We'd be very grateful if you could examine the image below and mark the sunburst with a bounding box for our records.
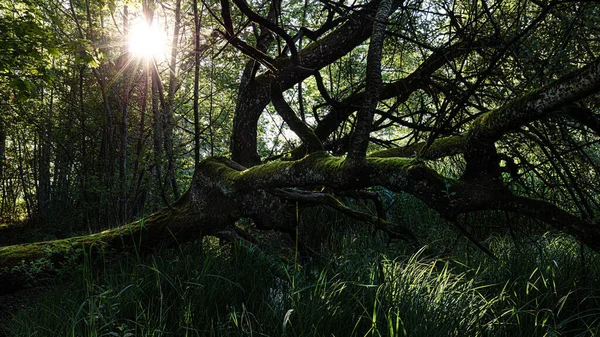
[128,20,167,59]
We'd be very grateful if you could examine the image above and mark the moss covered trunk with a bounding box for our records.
[0,195,206,294]
[2,151,600,294]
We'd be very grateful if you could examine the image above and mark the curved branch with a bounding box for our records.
[466,57,600,146]
[270,81,323,153]
[370,135,466,159]
[231,0,299,62]
[217,29,277,72]
[370,58,600,164]
[313,37,491,141]
[271,189,419,245]
[231,0,396,165]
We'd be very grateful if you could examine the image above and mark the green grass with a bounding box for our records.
[470,234,600,336]
[3,193,599,336]
[4,230,600,336]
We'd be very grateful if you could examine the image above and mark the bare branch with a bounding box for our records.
[347,0,394,170]
[270,81,324,153]
[231,0,299,63]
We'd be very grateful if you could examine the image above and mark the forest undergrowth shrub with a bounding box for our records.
[5,201,600,336]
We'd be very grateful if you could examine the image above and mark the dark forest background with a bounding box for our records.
[1,0,600,335]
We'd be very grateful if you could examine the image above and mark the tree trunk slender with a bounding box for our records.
[193,0,201,166]
[0,112,5,181]
[347,0,392,170]
[119,4,131,224]
[166,0,181,199]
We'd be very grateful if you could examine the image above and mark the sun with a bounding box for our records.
[128,20,167,59]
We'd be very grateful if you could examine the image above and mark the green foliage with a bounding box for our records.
[0,0,60,99]
[465,234,600,336]
[4,230,600,336]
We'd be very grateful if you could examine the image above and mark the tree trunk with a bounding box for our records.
[165,0,181,199]
[347,0,393,170]
[131,65,149,218]
[118,4,131,224]
[37,88,52,223]
[193,0,201,166]
[230,0,394,166]
[2,151,599,294]
[0,112,6,181]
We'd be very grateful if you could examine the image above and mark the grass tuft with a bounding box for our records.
[5,231,600,336]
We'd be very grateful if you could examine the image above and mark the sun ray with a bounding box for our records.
[128,20,167,59]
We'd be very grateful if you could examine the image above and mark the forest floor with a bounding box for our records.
[0,223,55,336]
[0,287,46,336]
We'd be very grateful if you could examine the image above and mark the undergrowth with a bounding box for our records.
[3,194,600,336]
[4,233,600,336]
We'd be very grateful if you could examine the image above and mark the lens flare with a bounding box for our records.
[128,21,167,59]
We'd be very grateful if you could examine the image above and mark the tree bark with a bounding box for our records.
[119,4,131,223]
[37,87,52,223]
[230,0,398,166]
[165,0,182,200]
[0,113,5,181]
[347,0,393,171]
[193,0,202,166]
[2,150,599,294]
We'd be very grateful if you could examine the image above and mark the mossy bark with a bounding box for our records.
[0,194,213,294]
[2,150,600,294]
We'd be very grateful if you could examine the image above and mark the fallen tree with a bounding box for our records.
[2,0,600,295]
[1,149,598,293]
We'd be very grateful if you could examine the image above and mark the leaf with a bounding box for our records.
[9,77,34,100]
[75,51,100,68]
[47,47,60,57]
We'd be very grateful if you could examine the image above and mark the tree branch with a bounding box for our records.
[347,0,393,170]
[270,81,323,153]
[231,0,299,63]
